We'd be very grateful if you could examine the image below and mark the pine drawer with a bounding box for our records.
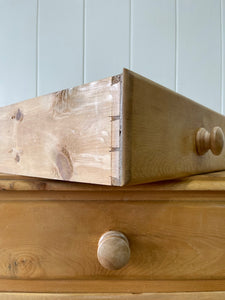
[0,172,224,293]
[1,69,225,186]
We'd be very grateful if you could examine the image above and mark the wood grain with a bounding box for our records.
[196,127,224,155]
[0,279,225,293]
[2,69,225,186]
[122,69,225,185]
[97,231,130,270]
[1,291,225,299]
[0,200,223,281]
[0,171,225,192]
[0,76,121,185]
[2,172,225,203]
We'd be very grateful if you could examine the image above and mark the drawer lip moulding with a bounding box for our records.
[0,68,225,186]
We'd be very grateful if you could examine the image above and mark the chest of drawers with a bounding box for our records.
[0,172,225,298]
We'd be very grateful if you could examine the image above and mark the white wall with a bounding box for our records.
[0,0,224,113]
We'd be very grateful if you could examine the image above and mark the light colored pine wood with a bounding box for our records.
[0,76,121,185]
[0,200,224,282]
[1,291,225,299]
[2,172,225,203]
[122,69,225,185]
[2,69,225,185]
[0,174,224,293]
[196,127,224,155]
[0,279,225,293]
[97,231,130,270]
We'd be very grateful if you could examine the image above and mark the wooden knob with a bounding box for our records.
[196,127,224,155]
[97,231,130,270]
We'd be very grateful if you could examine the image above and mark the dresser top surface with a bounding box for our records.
[0,171,225,192]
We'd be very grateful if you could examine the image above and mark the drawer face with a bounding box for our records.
[0,200,225,280]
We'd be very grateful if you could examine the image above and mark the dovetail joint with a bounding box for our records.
[111,75,121,85]
[111,115,120,121]
[110,147,120,152]
[111,176,120,186]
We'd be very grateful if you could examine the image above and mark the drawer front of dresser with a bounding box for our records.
[0,200,225,281]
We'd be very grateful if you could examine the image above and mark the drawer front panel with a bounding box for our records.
[0,200,225,280]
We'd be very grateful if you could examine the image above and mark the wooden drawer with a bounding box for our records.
[1,199,225,282]
[1,69,225,186]
[0,172,225,293]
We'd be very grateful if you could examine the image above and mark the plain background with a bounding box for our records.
[0,0,224,114]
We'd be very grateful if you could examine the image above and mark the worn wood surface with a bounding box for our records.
[0,76,121,185]
[2,69,225,186]
[1,172,225,203]
[0,200,224,281]
[97,231,130,270]
[122,69,225,185]
[1,291,225,299]
[0,171,225,192]
[0,173,224,293]
[196,127,224,155]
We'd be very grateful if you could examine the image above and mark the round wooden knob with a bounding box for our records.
[196,126,224,155]
[97,231,130,270]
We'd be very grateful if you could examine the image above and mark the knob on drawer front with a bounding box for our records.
[97,231,130,270]
[196,126,224,155]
